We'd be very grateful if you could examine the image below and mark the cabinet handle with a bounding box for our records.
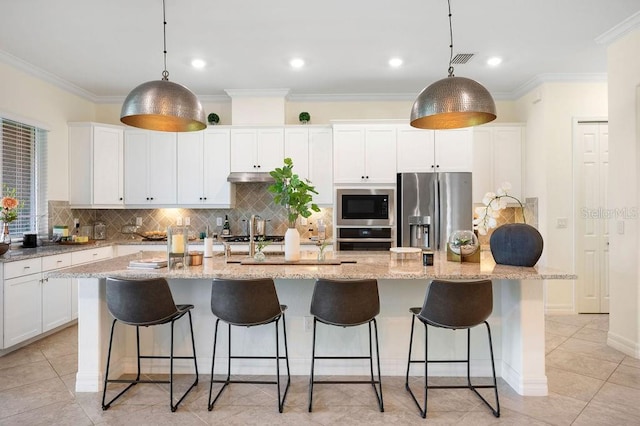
[257,165,261,168]
[431,165,435,168]
[203,197,207,200]
[119,197,123,201]
[199,197,203,200]
[57,260,62,263]
[436,165,440,168]
[361,176,365,179]
[150,197,154,200]
[366,176,369,179]
[24,266,30,269]
[146,197,150,201]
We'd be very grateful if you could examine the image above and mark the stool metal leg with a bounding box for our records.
[207,318,227,410]
[276,313,291,413]
[371,318,384,412]
[308,317,318,412]
[405,314,428,418]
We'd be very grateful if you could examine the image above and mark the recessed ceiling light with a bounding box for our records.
[487,57,502,67]
[389,58,403,68]
[290,58,305,69]
[191,59,206,69]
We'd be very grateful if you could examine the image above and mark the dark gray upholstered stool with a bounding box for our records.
[102,277,198,412]
[208,278,290,413]
[405,279,500,418]
[308,278,384,412]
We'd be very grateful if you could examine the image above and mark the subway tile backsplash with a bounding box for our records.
[48,183,333,241]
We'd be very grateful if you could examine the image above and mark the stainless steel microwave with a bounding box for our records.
[336,188,394,227]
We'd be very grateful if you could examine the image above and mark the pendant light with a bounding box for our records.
[120,0,206,132]
[410,0,496,130]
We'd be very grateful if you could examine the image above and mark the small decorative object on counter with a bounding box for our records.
[1,185,21,248]
[204,237,214,258]
[254,237,269,262]
[298,111,310,124]
[207,112,220,125]
[317,240,330,262]
[268,157,320,261]
[222,215,230,236]
[474,182,543,267]
[422,250,434,266]
[447,230,480,263]
[167,225,188,269]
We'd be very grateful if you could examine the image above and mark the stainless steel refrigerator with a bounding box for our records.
[397,172,473,250]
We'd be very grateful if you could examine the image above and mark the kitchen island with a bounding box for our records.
[48,250,575,397]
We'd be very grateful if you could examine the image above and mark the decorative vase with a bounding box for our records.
[254,250,266,262]
[489,223,544,267]
[1,223,10,246]
[284,227,301,261]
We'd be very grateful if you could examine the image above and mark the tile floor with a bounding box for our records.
[1,314,639,425]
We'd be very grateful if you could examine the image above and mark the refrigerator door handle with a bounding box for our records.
[434,176,441,250]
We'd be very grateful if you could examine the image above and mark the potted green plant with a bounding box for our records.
[268,157,320,261]
[207,113,220,125]
[298,111,310,124]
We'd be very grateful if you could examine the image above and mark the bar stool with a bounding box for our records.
[308,278,384,412]
[102,277,198,412]
[208,278,290,413]
[405,279,500,418]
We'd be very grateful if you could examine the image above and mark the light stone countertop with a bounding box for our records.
[46,250,576,281]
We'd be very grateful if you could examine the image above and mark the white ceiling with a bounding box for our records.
[1,0,639,102]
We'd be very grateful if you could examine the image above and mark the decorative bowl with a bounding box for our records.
[0,243,9,256]
[448,230,479,256]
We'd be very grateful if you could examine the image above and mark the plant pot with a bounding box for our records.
[489,223,544,267]
[284,228,301,261]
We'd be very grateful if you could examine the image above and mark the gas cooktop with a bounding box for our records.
[222,235,285,243]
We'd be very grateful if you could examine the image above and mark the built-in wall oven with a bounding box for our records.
[335,188,395,251]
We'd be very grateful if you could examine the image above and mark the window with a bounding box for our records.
[0,117,48,238]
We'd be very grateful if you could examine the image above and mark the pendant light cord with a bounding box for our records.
[161,0,169,80]
[447,0,455,78]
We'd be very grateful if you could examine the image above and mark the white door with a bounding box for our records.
[575,122,609,313]
[4,274,43,347]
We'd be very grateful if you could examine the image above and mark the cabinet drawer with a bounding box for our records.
[4,258,42,279]
[71,246,113,265]
[42,253,73,271]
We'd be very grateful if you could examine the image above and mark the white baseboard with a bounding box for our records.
[607,331,640,358]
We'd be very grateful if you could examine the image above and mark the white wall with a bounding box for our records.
[0,62,96,201]
[607,28,640,358]
[516,82,608,313]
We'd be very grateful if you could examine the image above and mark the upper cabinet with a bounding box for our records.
[68,122,124,208]
[230,127,284,173]
[333,124,397,184]
[177,128,235,207]
[397,126,473,173]
[472,124,524,203]
[284,126,333,206]
[124,129,177,206]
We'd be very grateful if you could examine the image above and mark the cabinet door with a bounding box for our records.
[230,129,258,172]
[364,126,397,183]
[309,128,333,205]
[493,127,523,201]
[396,126,435,172]
[177,131,205,204]
[203,128,234,206]
[42,277,72,332]
[4,273,42,347]
[71,279,78,320]
[257,128,285,171]
[93,126,124,206]
[472,128,493,203]
[434,128,473,172]
[333,127,365,183]
[124,130,150,204]
[147,131,177,204]
[284,128,310,180]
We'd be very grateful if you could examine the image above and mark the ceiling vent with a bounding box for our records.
[451,53,474,64]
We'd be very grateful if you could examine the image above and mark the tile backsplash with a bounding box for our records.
[49,183,333,241]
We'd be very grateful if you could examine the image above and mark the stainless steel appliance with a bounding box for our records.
[397,172,472,251]
[336,227,393,251]
[336,188,394,226]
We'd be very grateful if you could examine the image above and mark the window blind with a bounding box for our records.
[0,118,48,237]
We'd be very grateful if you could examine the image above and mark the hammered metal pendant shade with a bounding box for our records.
[410,76,496,130]
[120,79,207,132]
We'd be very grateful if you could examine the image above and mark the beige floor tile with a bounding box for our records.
[546,349,619,381]
[555,337,626,363]
[607,364,640,390]
[47,352,78,377]
[590,382,640,416]
[545,333,568,354]
[546,366,604,402]
[0,359,58,392]
[0,377,74,419]
[456,407,551,425]
[545,320,581,337]
[622,356,640,370]
[572,327,608,344]
[0,400,92,426]
[92,403,207,425]
[0,346,46,371]
[572,399,640,426]
[496,386,586,426]
[546,314,602,327]
[584,315,609,331]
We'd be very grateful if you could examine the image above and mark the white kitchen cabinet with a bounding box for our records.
[472,125,524,203]
[124,129,177,206]
[396,127,472,173]
[3,257,42,348]
[333,125,397,184]
[70,246,113,320]
[284,126,333,206]
[68,122,124,208]
[230,127,284,173]
[177,128,235,207]
[41,254,72,332]
[396,125,435,172]
[433,128,473,172]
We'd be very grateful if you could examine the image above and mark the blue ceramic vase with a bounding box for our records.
[489,223,543,267]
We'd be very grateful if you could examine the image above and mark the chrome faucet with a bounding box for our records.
[249,214,256,257]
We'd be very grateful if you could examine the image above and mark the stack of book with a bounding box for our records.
[128,258,168,269]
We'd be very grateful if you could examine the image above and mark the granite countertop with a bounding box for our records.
[46,250,576,281]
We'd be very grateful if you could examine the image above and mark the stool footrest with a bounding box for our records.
[212,379,278,385]
[107,379,170,384]
[312,380,381,385]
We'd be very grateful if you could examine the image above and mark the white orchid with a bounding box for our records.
[474,182,525,235]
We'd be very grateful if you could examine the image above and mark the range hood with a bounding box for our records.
[227,172,275,183]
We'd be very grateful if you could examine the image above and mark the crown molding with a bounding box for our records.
[596,11,640,45]
[0,50,98,102]
[224,88,290,98]
[512,73,607,100]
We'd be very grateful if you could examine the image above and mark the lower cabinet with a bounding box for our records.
[42,254,73,332]
[4,272,43,348]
